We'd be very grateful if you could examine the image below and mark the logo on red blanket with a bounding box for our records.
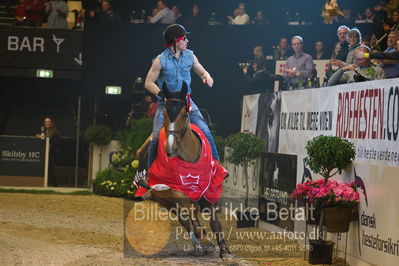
[180,173,200,185]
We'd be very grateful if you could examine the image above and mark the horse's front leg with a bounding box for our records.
[174,194,210,253]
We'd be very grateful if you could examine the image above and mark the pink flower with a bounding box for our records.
[291,178,360,208]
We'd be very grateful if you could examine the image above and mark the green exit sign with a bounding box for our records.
[36,69,53,78]
[105,86,122,95]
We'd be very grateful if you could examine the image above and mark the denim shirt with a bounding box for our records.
[157,48,194,94]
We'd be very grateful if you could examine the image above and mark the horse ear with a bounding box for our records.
[162,82,171,99]
[180,82,188,99]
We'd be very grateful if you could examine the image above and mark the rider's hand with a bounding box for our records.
[203,75,214,87]
[157,90,165,100]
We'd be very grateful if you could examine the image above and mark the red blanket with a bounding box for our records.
[135,124,228,203]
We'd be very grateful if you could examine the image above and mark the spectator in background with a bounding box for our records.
[373,1,388,23]
[73,9,85,29]
[145,94,158,120]
[330,42,342,61]
[252,45,266,66]
[374,18,397,50]
[36,117,60,187]
[340,9,355,25]
[242,61,282,93]
[328,46,385,86]
[313,41,327,59]
[94,0,122,24]
[25,0,44,27]
[332,25,350,61]
[364,8,377,23]
[185,4,205,26]
[391,9,399,30]
[146,7,159,22]
[242,60,273,94]
[377,0,399,19]
[325,42,343,81]
[379,31,399,77]
[362,34,372,47]
[283,36,314,89]
[252,10,269,25]
[227,8,240,24]
[227,7,250,25]
[13,0,26,26]
[172,5,183,24]
[208,11,221,25]
[273,37,291,60]
[345,28,362,64]
[332,28,362,68]
[45,0,68,29]
[149,0,175,24]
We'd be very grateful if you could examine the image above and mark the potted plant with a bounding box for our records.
[301,135,356,264]
[304,135,355,183]
[226,132,264,227]
[84,125,112,171]
[291,179,324,225]
[318,180,359,232]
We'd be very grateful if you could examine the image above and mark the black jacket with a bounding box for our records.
[370,50,399,60]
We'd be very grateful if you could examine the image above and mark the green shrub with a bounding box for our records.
[84,125,113,146]
[112,118,152,169]
[93,168,137,199]
[225,132,264,168]
[225,132,264,208]
[304,135,356,180]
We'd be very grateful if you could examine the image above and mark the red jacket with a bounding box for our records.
[15,4,27,18]
[26,0,45,21]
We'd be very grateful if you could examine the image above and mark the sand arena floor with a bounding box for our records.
[0,193,347,266]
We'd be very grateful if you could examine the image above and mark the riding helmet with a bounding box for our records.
[163,24,190,45]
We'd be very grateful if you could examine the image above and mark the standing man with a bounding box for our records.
[44,0,68,29]
[149,0,175,24]
[333,25,350,61]
[283,36,314,89]
[145,24,218,168]
[380,31,399,78]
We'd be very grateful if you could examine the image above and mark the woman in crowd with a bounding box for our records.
[37,117,60,187]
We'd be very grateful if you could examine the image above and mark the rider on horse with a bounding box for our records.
[144,24,219,169]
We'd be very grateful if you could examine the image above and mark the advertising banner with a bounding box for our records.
[258,152,297,232]
[0,136,45,177]
[241,93,260,134]
[279,78,399,167]
[278,79,399,265]
[0,27,82,69]
[241,92,282,153]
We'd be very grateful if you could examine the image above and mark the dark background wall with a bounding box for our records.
[83,22,380,137]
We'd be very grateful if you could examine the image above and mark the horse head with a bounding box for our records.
[162,82,190,157]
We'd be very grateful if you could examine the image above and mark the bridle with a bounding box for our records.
[165,98,190,144]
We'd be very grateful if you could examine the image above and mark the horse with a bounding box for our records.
[135,82,230,259]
